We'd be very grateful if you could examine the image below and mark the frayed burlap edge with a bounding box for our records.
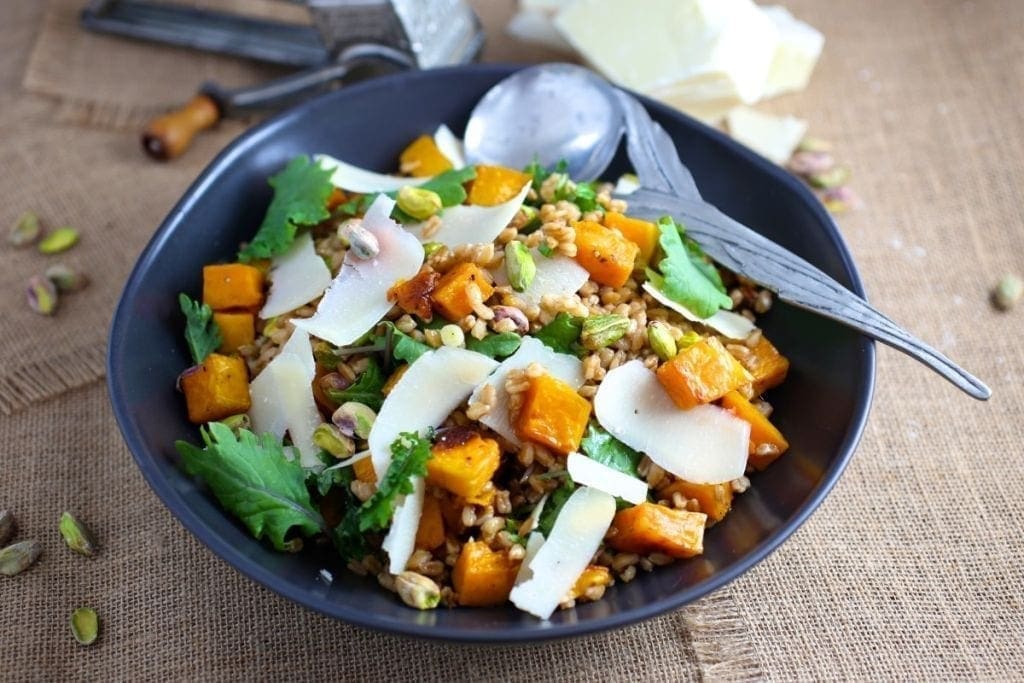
[683,587,764,682]
[0,343,106,415]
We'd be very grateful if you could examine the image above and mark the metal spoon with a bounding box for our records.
[463,63,990,400]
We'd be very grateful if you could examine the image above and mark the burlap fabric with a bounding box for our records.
[2,0,1022,679]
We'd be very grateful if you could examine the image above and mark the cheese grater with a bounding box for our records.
[80,0,485,158]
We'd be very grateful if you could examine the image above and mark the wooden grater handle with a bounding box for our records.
[141,95,221,160]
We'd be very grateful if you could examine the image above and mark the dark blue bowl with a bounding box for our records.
[107,64,874,642]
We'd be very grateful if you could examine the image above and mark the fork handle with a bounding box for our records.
[625,190,991,400]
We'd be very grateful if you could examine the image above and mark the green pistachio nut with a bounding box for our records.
[647,321,678,361]
[9,210,41,247]
[38,227,79,254]
[422,241,444,258]
[45,264,90,293]
[994,274,1024,311]
[797,136,833,153]
[0,510,13,546]
[70,607,99,646]
[27,275,58,315]
[395,571,441,610]
[677,331,703,349]
[808,166,850,189]
[505,241,537,292]
[59,512,99,557]
[0,539,41,577]
[313,423,356,459]
[397,186,443,221]
[581,314,630,350]
[331,402,377,440]
[338,219,380,260]
[219,413,251,434]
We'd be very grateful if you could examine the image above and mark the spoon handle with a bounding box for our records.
[625,189,991,400]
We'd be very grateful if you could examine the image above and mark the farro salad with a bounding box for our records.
[174,125,790,619]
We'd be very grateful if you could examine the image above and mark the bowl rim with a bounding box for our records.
[107,63,875,643]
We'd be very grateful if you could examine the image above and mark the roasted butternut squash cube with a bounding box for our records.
[657,480,733,523]
[415,494,446,550]
[426,428,501,499]
[202,263,264,311]
[608,502,707,558]
[399,134,453,177]
[720,391,789,470]
[180,353,251,424]
[602,211,659,267]
[213,311,255,354]
[452,541,518,607]
[388,267,440,321]
[656,337,753,409]
[739,336,790,395]
[568,565,613,601]
[325,187,347,212]
[514,374,591,455]
[352,456,377,484]
[430,262,494,321]
[573,220,640,288]
[467,165,531,206]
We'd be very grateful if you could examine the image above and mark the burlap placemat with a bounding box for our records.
[2,0,1023,679]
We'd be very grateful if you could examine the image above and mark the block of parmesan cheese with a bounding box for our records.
[726,106,808,164]
[761,6,825,98]
[554,0,779,118]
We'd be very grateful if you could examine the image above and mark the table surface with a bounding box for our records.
[1,1,1022,680]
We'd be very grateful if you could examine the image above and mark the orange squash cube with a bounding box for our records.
[399,134,453,177]
[720,390,789,470]
[656,337,753,410]
[352,457,377,484]
[657,480,733,523]
[415,494,446,551]
[602,211,660,267]
[514,374,591,455]
[739,336,790,395]
[430,262,494,321]
[180,353,251,424]
[213,311,255,354]
[202,263,264,311]
[573,220,640,288]
[387,267,440,321]
[608,503,707,558]
[568,565,613,601]
[467,165,531,206]
[426,428,501,499]
[325,187,347,212]
[452,541,518,606]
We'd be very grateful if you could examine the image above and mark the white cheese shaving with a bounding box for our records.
[292,195,423,346]
[260,231,332,319]
[469,337,583,445]
[642,281,756,340]
[247,329,322,469]
[521,492,549,536]
[491,251,590,308]
[406,182,530,248]
[381,475,425,574]
[368,347,499,479]
[725,106,808,165]
[513,532,547,585]
[566,452,648,504]
[510,487,616,619]
[594,360,749,484]
[433,124,466,169]
[314,153,424,193]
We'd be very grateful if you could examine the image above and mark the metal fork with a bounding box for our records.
[614,92,990,400]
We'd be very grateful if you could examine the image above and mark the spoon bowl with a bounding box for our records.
[463,63,623,180]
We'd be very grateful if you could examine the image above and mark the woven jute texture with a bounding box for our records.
[3,0,1024,680]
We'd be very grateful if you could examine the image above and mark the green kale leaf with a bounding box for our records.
[534,312,583,355]
[375,322,432,365]
[175,423,325,551]
[178,293,222,365]
[536,477,576,538]
[239,155,335,262]
[333,431,433,560]
[466,332,523,359]
[580,423,642,479]
[645,217,733,318]
[326,358,386,410]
